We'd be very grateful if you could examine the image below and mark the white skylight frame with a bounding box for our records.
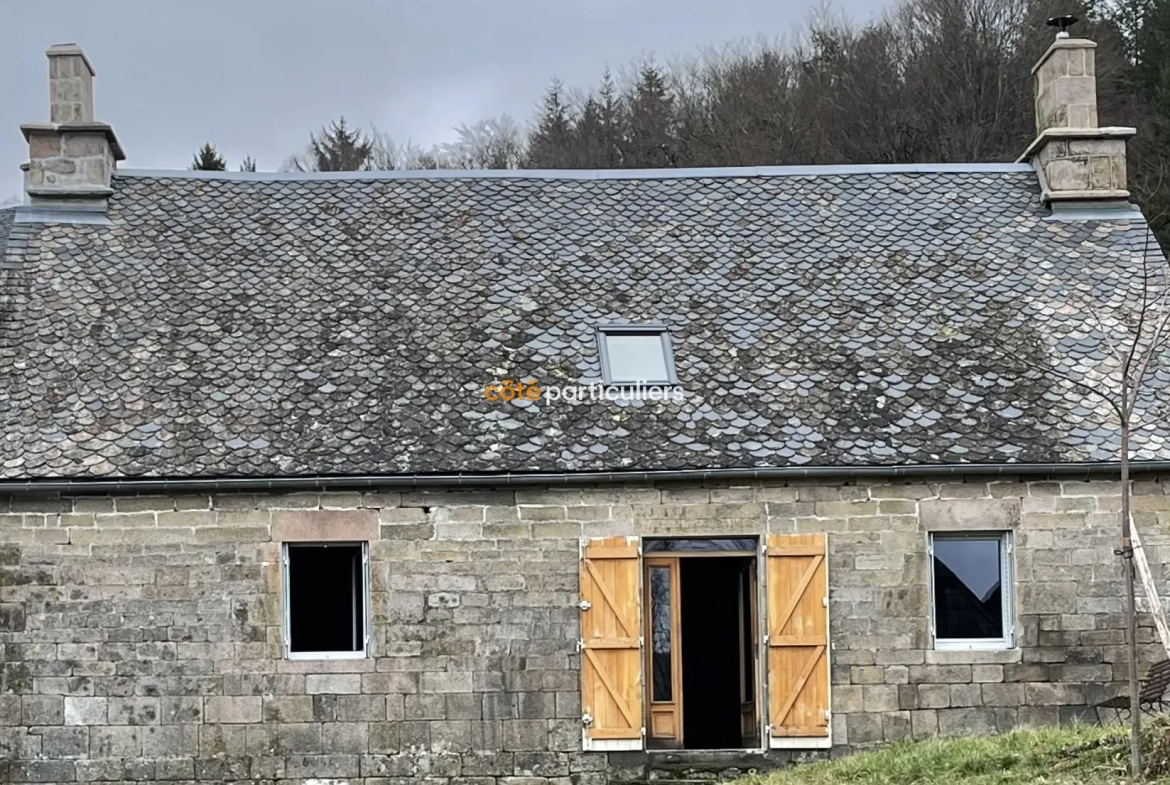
[596,324,679,386]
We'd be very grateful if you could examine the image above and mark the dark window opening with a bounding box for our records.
[286,543,367,655]
[931,534,1009,645]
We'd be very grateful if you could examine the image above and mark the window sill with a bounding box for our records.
[287,651,368,661]
[925,647,1021,665]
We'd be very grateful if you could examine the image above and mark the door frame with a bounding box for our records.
[641,543,765,751]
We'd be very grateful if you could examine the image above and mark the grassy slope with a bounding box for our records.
[741,725,1170,785]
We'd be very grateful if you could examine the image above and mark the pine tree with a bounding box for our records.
[624,64,676,167]
[190,143,226,171]
[1133,0,1170,242]
[571,69,625,167]
[239,156,258,172]
[303,117,375,172]
[525,80,576,167]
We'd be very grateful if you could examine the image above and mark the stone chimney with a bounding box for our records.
[1018,37,1136,205]
[20,44,125,207]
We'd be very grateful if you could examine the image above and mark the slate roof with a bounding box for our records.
[0,165,1167,480]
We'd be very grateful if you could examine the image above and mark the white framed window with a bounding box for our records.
[597,325,678,385]
[929,532,1014,650]
[282,541,370,659]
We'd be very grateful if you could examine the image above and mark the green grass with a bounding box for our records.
[739,724,1170,785]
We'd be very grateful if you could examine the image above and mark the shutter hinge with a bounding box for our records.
[581,713,594,727]
[641,726,647,737]
[764,724,772,736]
[823,596,828,607]
[762,633,769,644]
[578,600,592,611]
[823,709,831,722]
[576,639,584,653]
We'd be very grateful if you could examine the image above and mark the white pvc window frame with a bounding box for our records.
[282,541,370,660]
[928,532,1014,651]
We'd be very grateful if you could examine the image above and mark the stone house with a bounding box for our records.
[0,34,1168,785]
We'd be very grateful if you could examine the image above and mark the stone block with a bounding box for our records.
[949,684,983,708]
[141,724,199,757]
[422,670,474,693]
[271,508,377,541]
[503,719,549,751]
[937,707,999,737]
[909,665,972,684]
[245,722,323,755]
[285,754,362,779]
[981,683,1025,706]
[846,712,884,744]
[920,498,1019,530]
[204,695,262,724]
[1024,682,1085,706]
[90,725,141,757]
[22,695,63,725]
[262,695,313,723]
[38,726,88,758]
[883,710,913,741]
[64,696,107,725]
[833,685,864,713]
[337,694,388,721]
[515,751,571,776]
[155,757,196,780]
[369,721,401,753]
[464,751,516,776]
[306,673,362,694]
[971,665,1004,683]
[406,693,446,720]
[323,721,370,754]
[917,684,951,709]
[863,685,899,712]
[107,696,159,725]
[910,709,939,739]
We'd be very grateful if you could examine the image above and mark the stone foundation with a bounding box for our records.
[0,475,1166,783]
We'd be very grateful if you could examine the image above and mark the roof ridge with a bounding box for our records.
[114,162,1036,183]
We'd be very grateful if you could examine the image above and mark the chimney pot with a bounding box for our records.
[46,43,96,124]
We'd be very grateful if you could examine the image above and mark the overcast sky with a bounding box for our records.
[2,0,885,199]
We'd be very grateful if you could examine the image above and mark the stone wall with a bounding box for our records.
[0,476,1167,783]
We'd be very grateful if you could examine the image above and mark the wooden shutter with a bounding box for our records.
[766,533,830,742]
[580,536,643,748]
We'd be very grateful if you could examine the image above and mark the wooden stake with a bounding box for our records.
[1131,523,1170,660]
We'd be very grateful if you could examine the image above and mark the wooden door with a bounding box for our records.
[580,537,644,748]
[738,558,760,747]
[644,557,683,748]
[766,534,830,743]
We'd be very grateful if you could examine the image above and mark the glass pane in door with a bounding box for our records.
[650,566,673,702]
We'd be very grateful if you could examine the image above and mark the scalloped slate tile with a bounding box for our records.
[0,170,1166,480]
